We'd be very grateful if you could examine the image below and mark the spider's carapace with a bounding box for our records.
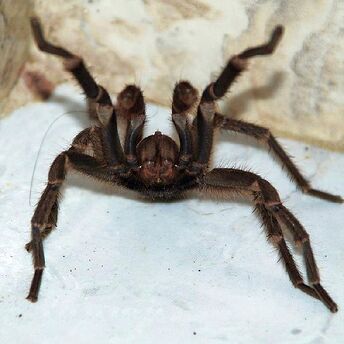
[136,132,179,186]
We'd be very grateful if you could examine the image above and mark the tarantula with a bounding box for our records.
[27,17,342,312]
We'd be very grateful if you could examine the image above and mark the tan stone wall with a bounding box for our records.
[1,0,343,150]
[0,0,34,114]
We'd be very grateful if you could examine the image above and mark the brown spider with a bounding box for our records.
[27,17,342,312]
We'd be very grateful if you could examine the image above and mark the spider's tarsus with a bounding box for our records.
[30,16,73,59]
[268,25,284,52]
[272,25,284,41]
[239,24,284,59]
[26,294,38,303]
[30,16,40,28]
[313,284,338,313]
[307,189,343,204]
[30,17,44,43]
[330,304,338,313]
[26,269,43,303]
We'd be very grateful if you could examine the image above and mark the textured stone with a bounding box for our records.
[0,0,34,114]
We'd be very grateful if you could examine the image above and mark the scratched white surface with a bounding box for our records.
[0,85,343,344]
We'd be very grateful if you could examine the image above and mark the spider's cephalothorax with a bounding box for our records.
[27,18,343,312]
[136,132,179,186]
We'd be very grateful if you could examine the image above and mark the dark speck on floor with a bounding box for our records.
[291,328,302,335]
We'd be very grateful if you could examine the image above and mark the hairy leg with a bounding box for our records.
[31,17,98,100]
[201,26,283,102]
[255,203,320,301]
[201,168,337,312]
[188,27,283,171]
[215,115,343,203]
[26,126,107,253]
[26,149,119,302]
[30,17,114,122]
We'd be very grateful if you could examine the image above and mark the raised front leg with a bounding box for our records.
[31,17,98,98]
[215,114,343,203]
[201,26,284,102]
[187,26,283,172]
[200,168,338,312]
[30,17,113,121]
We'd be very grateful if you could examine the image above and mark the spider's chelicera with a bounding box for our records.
[27,17,343,312]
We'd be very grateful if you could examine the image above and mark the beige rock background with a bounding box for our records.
[0,0,343,150]
[0,0,34,114]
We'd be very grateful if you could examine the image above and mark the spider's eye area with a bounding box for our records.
[140,159,176,185]
[160,159,174,177]
[116,84,145,119]
[140,160,157,179]
[172,81,199,114]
